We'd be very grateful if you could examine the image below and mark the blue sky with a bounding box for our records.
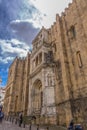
[0,0,72,87]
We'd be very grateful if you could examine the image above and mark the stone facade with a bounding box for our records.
[53,0,87,127]
[28,27,57,124]
[4,53,30,116]
[4,0,87,128]
[0,87,6,106]
[49,0,87,127]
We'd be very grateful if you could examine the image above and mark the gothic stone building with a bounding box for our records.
[4,53,30,116]
[28,0,87,126]
[4,0,87,128]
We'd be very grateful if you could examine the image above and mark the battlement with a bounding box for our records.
[60,0,74,17]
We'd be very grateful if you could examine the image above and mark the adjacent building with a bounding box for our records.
[4,53,30,116]
[0,87,6,106]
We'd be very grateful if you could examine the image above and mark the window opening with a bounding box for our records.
[77,51,83,68]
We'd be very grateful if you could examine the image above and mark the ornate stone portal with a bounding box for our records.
[28,27,57,124]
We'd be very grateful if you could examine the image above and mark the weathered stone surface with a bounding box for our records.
[4,0,87,129]
[4,54,30,116]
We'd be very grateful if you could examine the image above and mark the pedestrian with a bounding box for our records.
[68,119,74,130]
[19,112,23,127]
[0,107,4,124]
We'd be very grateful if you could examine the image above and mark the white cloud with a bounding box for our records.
[0,39,30,63]
[10,39,23,45]
[0,57,14,64]
[1,39,30,52]
[30,0,72,28]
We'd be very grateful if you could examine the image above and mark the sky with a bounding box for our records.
[0,0,72,87]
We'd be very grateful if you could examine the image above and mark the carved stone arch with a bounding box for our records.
[31,79,43,114]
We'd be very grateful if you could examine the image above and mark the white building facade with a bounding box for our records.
[0,87,5,106]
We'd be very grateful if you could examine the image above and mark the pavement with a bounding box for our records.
[0,120,67,130]
[0,120,28,130]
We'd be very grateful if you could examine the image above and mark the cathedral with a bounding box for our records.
[4,0,87,128]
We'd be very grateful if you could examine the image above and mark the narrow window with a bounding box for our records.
[33,59,35,68]
[77,51,83,68]
[69,25,76,39]
[41,91,43,107]
[41,34,42,38]
[36,56,38,66]
[39,52,42,64]
[53,44,57,53]
[44,53,48,63]
[10,70,12,76]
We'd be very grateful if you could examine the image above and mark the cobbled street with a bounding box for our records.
[0,120,67,130]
